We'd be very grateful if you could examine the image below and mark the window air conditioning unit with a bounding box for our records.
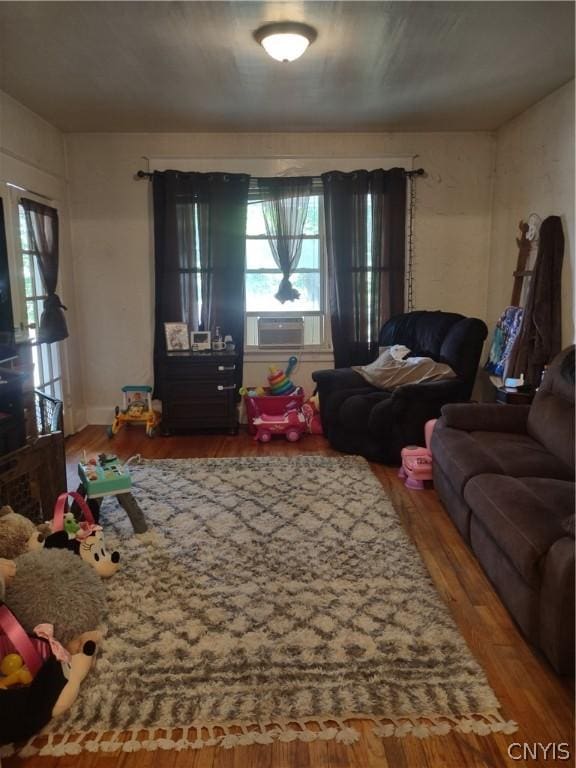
[257,317,304,348]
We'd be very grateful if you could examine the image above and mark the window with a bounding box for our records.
[17,202,63,400]
[245,194,326,347]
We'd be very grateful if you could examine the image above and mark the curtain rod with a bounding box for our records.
[135,168,425,180]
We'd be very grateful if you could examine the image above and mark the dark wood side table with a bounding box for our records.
[158,351,239,434]
[495,387,535,406]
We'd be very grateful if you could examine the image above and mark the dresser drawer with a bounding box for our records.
[159,352,239,434]
[162,358,237,382]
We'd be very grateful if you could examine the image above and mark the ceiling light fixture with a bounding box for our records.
[254,22,317,63]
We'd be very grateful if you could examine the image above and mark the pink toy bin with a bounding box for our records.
[243,387,305,435]
[398,419,437,490]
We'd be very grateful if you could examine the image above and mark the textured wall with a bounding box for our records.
[65,131,495,422]
[488,81,575,346]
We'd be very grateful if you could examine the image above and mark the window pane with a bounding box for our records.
[246,202,266,236]
[247,197,320,237]
[303,197,319,235]
[25,300,36,333]
[247,237,318,270]
[42,342,52,386]
[18,208,30,251]
[33,257,44,297]
[22,254,33,300]
[246,272,320,312]
[298,239,319,269]
[246,239,276,269]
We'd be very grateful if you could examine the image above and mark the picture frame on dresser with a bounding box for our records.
[191,330,211,351]
[164,322,190,352]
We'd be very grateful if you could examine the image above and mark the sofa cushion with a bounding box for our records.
[432,421,574,497]
[464,475,575,587]
[527,346,574,472]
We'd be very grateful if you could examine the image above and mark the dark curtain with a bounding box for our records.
[20,198,68,343]
[152,171,249,397]
[507,215,564,387]
[322,168,406,368]
[257,177,313,303]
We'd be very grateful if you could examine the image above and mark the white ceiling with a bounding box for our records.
[0,1,573,133]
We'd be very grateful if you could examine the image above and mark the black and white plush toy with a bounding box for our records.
[44,528,121,579]
[43,491,121,579]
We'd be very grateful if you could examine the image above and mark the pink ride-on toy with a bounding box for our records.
[398,419,437,490]
[253,409,306,443]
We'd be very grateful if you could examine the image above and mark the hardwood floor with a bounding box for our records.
[5,425,574,768]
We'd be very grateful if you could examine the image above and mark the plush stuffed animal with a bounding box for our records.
[0,506,51,561]
[0,639,98,745]
[302,394,323,434]
[44,527,120,578]
[1,549,104,746]
[4,548,105,653]
[0,558,16,601]
[43,491,121,579]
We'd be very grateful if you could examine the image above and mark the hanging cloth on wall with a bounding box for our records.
[506,215,564,387]
[257,177,312,303]
[484,305,525,378]
[20,199,68,344]
[321,168,407,368]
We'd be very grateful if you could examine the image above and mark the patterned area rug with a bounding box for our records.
[8,456,516,756]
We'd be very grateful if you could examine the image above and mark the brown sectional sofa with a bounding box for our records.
[431,346,575,674]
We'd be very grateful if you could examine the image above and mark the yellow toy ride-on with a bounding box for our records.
[108,385,160,438]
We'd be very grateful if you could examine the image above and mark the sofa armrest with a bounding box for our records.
[441,403,530,433]
[539,536,575,674]
[312,368,369,393]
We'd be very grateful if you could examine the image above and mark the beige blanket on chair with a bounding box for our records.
[353,349,456,390]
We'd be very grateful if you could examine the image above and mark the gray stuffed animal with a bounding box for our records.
[5,548,105,652]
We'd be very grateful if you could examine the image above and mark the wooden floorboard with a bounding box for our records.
[4,425,574,768]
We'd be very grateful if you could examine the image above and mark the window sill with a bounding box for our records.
[244,347,334,363]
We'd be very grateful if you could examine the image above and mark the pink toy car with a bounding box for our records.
[252,409,306,443]
[398,419,437,490]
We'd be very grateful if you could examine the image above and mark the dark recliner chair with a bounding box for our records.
[312,310,488,464]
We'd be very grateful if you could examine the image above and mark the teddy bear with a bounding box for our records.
[0,505,51,561]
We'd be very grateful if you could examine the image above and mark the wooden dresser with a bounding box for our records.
[158,351,239,434]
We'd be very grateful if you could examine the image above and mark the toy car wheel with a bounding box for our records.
[258,430,272,443]
[286,429,301,442]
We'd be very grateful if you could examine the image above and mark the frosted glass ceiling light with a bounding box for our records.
[254,22,317,63]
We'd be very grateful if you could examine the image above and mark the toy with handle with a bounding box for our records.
[52,491,96,532]
[0,604,45,679]
[0,603,98,746]
[44,491,121,578]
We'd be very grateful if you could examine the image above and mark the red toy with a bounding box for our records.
[398,419,437,490]
[302,394,323,434]
[252,408,306,443]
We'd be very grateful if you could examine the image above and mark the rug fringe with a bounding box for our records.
[372,712,518,739]
[8,711,517,755]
